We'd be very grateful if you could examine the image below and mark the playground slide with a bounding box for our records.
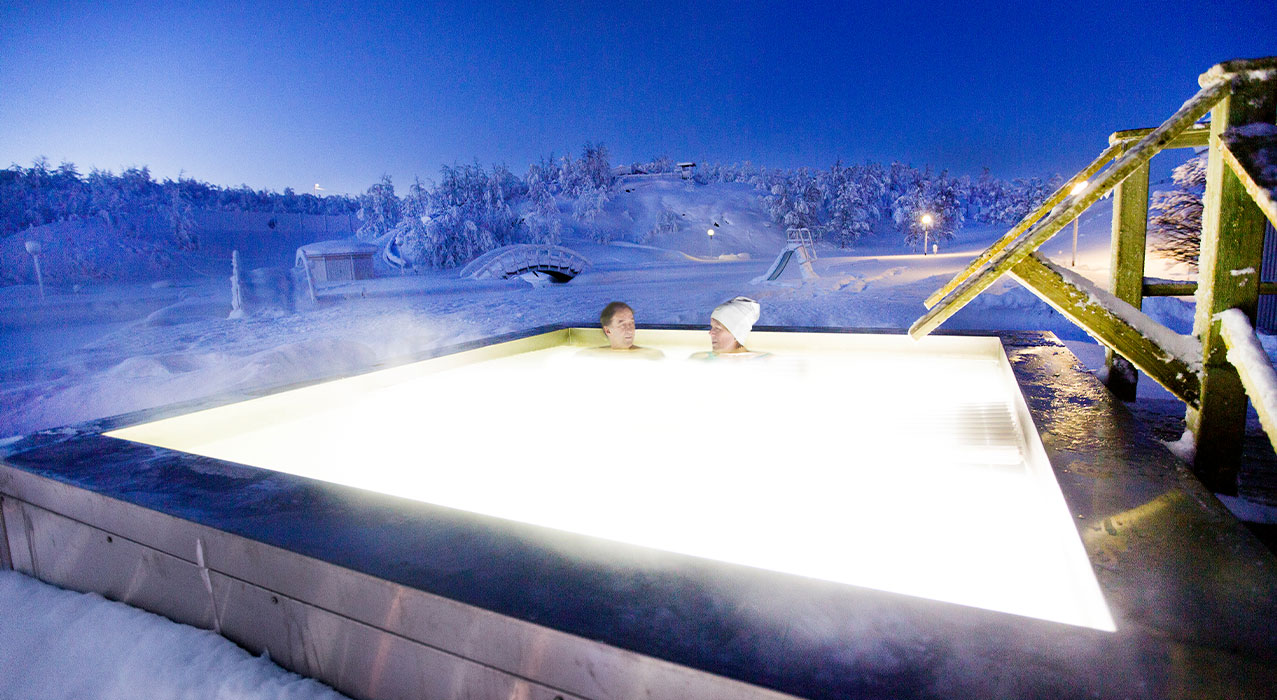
[766,248,796,281]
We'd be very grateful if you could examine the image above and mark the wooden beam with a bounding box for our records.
[1105,161,1150,400]
[1144,281,1198,296]
[910,79,1230,340]
[1219,133,1277,231]
[1144,280,1277,297]
[1008,253,1201,408]
[923,142,1125,310]
[1186,70,1276,495]
[1109,124,1211,150]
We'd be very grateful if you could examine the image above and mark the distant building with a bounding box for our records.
[677,162,697,179]
[295,239,378,283]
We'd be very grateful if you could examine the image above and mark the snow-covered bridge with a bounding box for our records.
[458,244,590,283]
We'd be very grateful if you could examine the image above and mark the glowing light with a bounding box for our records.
[707,229,714,237]
[108,332,1114,631]
[920,214,933,226]
[1071,181,1088,196]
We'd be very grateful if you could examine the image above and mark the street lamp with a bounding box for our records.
[920,214,933,255]
[707,228,715,257]
[25,240,44,301]
[1070,181,1088,266]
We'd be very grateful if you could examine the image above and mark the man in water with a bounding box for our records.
[690,296,771,360]
[578,301,665,359]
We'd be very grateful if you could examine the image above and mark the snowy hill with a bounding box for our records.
[594,174,781,257]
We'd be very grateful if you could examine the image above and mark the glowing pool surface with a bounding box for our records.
[108,329,1115,631]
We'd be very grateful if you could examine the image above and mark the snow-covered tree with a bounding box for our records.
[626,156,675,175]
[356,175,401,241]
[574,181,611,242]
[892,173,965,247]
[1149,153,1207,268]
[393,163,526,268]
[824,162,885,246]
[524,176,562,245]
[646,209,681,242]
[390,177,433,268]
[167,181,198,250]
[764,169,823,234]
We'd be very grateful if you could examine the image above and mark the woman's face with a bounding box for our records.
[709,318,740,352]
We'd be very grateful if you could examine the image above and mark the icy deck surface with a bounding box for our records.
[109,337,1113,631]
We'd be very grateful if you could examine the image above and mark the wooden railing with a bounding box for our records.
[909,57,1277,494]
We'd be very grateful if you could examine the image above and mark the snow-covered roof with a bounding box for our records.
[296,239,379,257]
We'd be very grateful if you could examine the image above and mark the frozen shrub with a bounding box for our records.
[1149,153,1207,268]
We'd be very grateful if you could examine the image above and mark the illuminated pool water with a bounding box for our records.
[107,328,1114,631]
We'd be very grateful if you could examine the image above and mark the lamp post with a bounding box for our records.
[707,228,715,258]
[1070,181,1088,267]
[920,214,933,255]
[25,240,44,301]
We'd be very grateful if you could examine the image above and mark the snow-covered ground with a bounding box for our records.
[0,571,349,700]
[1,173,1271,697]
[2,180,1181,440]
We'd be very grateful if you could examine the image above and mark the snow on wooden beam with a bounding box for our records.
[1219,127,1277,231]
[1198,57,1277,89]
[910,79,1230,340]
[923,141,1126,310]
[1009,253,1202,408]
[1218,308,1277,456]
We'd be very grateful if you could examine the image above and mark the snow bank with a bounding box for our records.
[0,570,348,699]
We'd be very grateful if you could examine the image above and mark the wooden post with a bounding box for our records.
[229,250,245,319]
[1104,160,1150,400]
[1187,66,1276,494]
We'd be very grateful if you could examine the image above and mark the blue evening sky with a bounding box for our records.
[2,0,1274,194]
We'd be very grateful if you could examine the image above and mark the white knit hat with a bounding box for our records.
[711,296,761,346]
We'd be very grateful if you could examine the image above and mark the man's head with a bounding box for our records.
[600,301,636,349]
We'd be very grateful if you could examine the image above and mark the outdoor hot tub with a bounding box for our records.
[2,326,1275,699]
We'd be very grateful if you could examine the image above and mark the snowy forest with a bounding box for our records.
[2,145,1093,283]
[354,145,1069,269]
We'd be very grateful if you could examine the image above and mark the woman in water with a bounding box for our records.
[690,296,771,360]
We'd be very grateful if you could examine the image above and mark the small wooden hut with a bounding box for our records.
[295,240,378,283]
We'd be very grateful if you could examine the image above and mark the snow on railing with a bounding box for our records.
[1219,308,1277,454]
[457,244,590,280]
